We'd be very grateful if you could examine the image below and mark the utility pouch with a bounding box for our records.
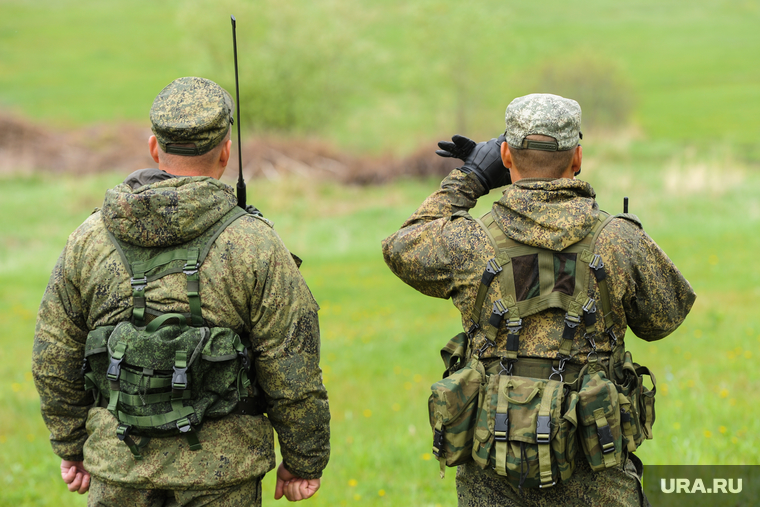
[472,372,499,468]
[636,365,657,440]
[428,357,485,472]
[487,376,570,489]
[577,366,623,471]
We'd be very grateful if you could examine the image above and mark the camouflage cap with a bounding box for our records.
[504,93,582,152]
[150,77,234,156]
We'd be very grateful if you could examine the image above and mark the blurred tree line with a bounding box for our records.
[182,0,634,154]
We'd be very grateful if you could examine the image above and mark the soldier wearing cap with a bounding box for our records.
[382,93,694,506]
[32,77,330,505]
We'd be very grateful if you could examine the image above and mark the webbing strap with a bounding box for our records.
[116,424,149,460]
[494,374,511,476]
[184,247,203,326]
[120,370,172,389]
[470,258,502,327]
[593,407,617,468]
[117,389,193,407]
[117,405,195,428]
[537,380,560,488]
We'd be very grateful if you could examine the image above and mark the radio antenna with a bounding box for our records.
[231,15,246,209]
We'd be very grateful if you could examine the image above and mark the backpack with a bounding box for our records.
[82,207,264,459]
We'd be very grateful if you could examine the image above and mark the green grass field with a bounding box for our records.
[1,139,759,505]
[1,0,759,505]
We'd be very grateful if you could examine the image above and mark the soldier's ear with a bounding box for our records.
[148,136,160,163]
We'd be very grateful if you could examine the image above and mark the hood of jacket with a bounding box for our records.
[102,169,238,248]
[491,178,600,251]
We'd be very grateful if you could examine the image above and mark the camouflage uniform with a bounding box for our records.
[32,78,330,504]
[382,96,695,506]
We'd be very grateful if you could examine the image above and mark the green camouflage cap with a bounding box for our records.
[504,93,582,152]
[150,77,234,156]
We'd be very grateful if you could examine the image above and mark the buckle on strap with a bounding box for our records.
[172,366,188,390]
[106,356,123,382]
[549,356,568,382]
[432,428,444,457]
[536,415,551,444]
[582,298,597,314]
[238,347,251,372]
[607,327,618,348]
[498,358,515,376]
[506,318,523,334]
[477,339,494,357]
[589,254,604,270]
[467,320,480,338]
[177,417,192,433]
[130,276,147,290]
[489,299,509,327]
[564,313,582,329]
[481,258,503,285]
[494,412,509,442]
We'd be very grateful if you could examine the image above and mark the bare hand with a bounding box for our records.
[61,459,90,494]
[274,462,321,501]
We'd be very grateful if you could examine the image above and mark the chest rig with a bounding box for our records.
[465,209,618,378]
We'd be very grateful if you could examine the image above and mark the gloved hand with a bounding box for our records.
[436,134,477,160]
[456,135,511,190]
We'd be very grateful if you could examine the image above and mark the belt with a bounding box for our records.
[483,356,608,386]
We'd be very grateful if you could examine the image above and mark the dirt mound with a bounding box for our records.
[0,112,458,184]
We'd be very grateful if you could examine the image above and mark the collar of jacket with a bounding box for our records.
[491,178,600,251]
[102,171,238,248]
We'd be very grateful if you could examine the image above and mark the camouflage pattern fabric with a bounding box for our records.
[150,77,234,156]
[382,170,696,363]
[88,474,261,507]
[504,94,582,151]
[456,455,646,507]
[32,170,330,488]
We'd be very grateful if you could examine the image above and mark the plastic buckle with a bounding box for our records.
[106,356,123,382]
[494,413,509,442]
[432,428,444,457]
[177,418,192,434]
[536,415,551,444]
[116,424,132,441]
[172,366,188,390]
[80,358,90,377]
[238,347,251,372]
[598,425,616,454]
[589,254,604,270]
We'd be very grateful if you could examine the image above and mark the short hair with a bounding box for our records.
[158,131,230,173]
[509,135,576,178]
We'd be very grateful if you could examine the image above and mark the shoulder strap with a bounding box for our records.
[106,207,249,327]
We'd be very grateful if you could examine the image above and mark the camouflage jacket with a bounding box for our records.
[382,170,696,362]
[32,169,330,488]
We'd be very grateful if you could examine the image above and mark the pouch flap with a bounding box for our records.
[201,328,244,362]
[430,365,482,424]
[85,326,115,357]
[577,371,617,426]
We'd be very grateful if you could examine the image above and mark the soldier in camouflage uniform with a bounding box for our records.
[32,77,330,506]
[382,93,695,506]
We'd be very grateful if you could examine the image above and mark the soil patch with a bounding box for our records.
[0,112,458,184]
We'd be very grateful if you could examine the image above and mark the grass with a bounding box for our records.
[2,139,758,506]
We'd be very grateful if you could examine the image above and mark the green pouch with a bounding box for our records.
[84,318,249,437]
[487,376,567,489]
[577,367,623,471]
[555,390,579,481]
[635,365,657,440]
[472,372,498,468]
[428,357,484,469]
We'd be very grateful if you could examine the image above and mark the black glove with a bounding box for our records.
[436,134,477,161]
[459,135,511,190]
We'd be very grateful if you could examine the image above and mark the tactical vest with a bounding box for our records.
[82,207,264,459]
[429,209,656,488]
